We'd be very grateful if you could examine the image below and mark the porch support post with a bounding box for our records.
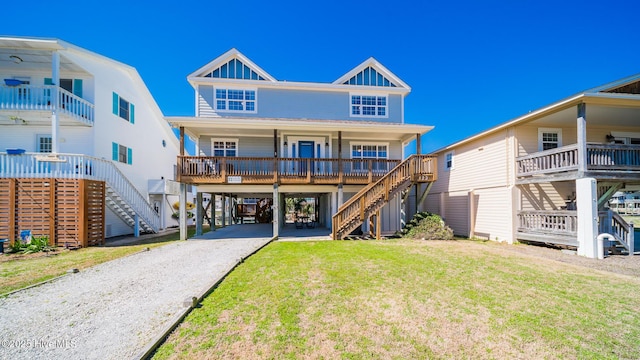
[416,133,421,155]
[134,214,140,238]
[161,193,166,230]
[273,184,279,238]
[179,183,187,241]
[576,177,598,258]
[338,131,343,183]
[51,51,60,154]
[179,126,185,156]
[273,129,278,157]
[221,193,226,227]
[469,189,476,239]
[196,192,203,236]
[577,104,587,174]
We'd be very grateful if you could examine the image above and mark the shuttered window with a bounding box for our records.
[112,142,132,165]
[112,92,135,124]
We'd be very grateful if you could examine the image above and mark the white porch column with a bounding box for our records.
[51,51,60,154]
[577,103,587,174]
[179,183,187,240]
[337,184,344,207]
[273,184,279,238]
[195,192,203,236]
[577,177,598,258]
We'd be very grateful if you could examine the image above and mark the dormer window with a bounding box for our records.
[350,94,387,118]
[215,88,256,113]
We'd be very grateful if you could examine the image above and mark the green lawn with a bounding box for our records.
[0,227,207,295]
[154,239,640,360]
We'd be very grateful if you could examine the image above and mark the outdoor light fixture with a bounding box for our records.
[606,133,615,141]
[9,55,23,64]
[284,141,288,146]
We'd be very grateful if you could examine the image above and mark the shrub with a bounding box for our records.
[405,212,454,240]
[8,235,55,254]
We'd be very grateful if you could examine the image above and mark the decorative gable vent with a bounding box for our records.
[204,58,266,80]
[343,66,396,87]
[601,80,640,94]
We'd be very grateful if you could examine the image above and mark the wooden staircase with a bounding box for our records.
[332,155,437,240]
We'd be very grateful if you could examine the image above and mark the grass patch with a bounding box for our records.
[153,239,640,360]
[0,226,206,295]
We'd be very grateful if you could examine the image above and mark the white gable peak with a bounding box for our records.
[189,48,276,82]
[333,57,410,90]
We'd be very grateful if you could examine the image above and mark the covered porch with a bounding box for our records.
[513,98,640,257]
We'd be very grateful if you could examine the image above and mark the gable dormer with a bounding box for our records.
[188,48,276,83]
[333,57,410,91]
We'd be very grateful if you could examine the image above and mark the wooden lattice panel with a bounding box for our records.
[15,179,52,241]
[83,180,105,246]
[0,178,106,248]
[55,179,82,248]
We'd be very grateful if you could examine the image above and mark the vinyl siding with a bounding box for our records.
[431,129,510,194]
[471,187,511,241]
[196,87,403,123]
[444,191,469,237]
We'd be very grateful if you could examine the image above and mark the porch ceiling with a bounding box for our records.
[0,47,87,74]
[167,116,433,142]
[528,103,640,128]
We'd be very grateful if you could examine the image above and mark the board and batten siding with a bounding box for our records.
[444,191,470,237]
[471,187,511,241]
[428,128,514,240]
[198,136,273,157]
[196,86,403,123]
[331,139,403,160]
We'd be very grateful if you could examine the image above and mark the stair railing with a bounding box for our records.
[332,155,436,239]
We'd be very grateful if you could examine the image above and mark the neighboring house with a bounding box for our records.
[167,49,436,239]
[0,36,181,246]
[427,74,640,258]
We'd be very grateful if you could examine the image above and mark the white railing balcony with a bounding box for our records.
[598,210,635,255]
[0,152,159,231]
[517,210,578,237]
[517,144,640,178]
[0,85,94,126]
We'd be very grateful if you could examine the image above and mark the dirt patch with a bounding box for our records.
[404,239,640,280]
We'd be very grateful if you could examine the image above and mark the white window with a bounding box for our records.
[350,94,387,117]
[445,151,454,170]
[351,143,389,171]
[211,139,238,157]
[215,88,256,113]
[37,135,52,153]
[538,128,562,151]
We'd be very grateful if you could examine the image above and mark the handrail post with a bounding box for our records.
[629,222,634,256]
[177,156,182,182]
[221,157,227,182]
[360,197,365,221]
[273,158,278,183]
[368,159,373,183]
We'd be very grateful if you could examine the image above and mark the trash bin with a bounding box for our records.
[0,239,7,254]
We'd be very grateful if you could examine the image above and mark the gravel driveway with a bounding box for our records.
[0,236,272,360]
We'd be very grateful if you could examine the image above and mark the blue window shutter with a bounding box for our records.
[73,79,83,98]
[127,148,132,165]
[112,92,119,115]
[130,103,135,124]
[112,142,118,161]
[44,78,53,85]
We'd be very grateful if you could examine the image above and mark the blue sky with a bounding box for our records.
[2,0,639,153]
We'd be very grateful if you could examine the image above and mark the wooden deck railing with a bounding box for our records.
[598,210,635,255]
[517,210,578,236]
[0,152,160,232]
[0,85,94,125]
[331,155,437,239]
[517,144,640,177]
[177,156,403,184]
